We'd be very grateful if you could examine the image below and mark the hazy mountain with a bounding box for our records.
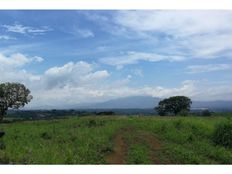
[79,96,232,111]
[79,96,161,109]
[191,100,232,110]
[27,96,232,111]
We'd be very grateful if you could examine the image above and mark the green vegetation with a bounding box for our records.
[0,115,232,164]
[0,82,32,120]
[155,96,192,116]
[127,144,151,164]
[213,122,232,148]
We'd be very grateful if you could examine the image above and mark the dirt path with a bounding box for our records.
[105,133,127,164]
[105,126,164,164]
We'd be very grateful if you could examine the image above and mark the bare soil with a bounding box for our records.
[105,133,127,164]
[105,126,165,164]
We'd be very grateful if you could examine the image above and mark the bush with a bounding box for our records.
[88,120,97,127]
[96,111,114,115]
[0,141,6,150]
[212,122,232,148]
[40,132,52,140]
[201,109,211,116]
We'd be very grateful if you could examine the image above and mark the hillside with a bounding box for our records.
[80,96,160,109]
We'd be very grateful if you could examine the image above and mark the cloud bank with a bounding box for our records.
[1,11,232,108]
[1,51,231,109]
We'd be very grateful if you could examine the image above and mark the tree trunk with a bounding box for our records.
[0,107,6,121]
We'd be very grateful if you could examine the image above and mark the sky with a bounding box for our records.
[0,10,232,108]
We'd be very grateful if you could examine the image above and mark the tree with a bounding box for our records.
[0,82,33,120]
[201,109,211,116]
[155,96,192,116]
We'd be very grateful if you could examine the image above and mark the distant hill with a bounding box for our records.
[27,96,232,111]
[191,100,232,111]
[79,96,232,111]
[79,96,161,109]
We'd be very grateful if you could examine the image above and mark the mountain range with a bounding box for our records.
[77,96,232,111]
[27,96,232,111]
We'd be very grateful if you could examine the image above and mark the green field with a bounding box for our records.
[0,116,232,164]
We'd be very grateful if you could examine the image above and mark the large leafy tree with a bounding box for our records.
[0,82,33,120]
[155,96,192,116]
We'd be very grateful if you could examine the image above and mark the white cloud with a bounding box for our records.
[75,28,94,38]
[0,53,44,68]
[96,45,109,52]
[68,24,95,38]
[131,68,143,77]
[66,25,94,38]
[0,35,15,40]
[187,64,231,73]
[84,70,109,81]
[2,23,51,35]
[189,34,232,58]
[121,80,197,99]
[0,53,194,108]
[81,11,110,23]
[3,23,27,34]
[33,56,44,63]
[44,61,92,76]
[99,51,184,69]
[113,11,232,59]
[31,79,197,108]
[43,61,109,89]
[0,55,110,108]
[114,11,232,37]
[1,54,231,108]
[1,11,232,108]
[83,11,232,62]
[0,43,40,55]
[0,52,44,91]
[92,80,232,102]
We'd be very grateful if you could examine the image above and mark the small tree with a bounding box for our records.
[0,82,33,120]
[201,109,211,116]
[155,96,192,116]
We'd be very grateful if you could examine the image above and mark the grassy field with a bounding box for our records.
[0,115,232,164]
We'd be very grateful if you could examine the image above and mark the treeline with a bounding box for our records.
[6,109,118,121]
[7,109,93,120]
[6,108,158,120]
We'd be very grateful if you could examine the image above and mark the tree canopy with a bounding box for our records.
[155,96,192,116]
[0,82,33,120]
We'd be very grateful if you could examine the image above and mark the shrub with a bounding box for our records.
[96,111,114,115]
[212,122,232,148]
[0,154,10,164]
[0,141,6,150]
[187,134,195,143]
[41,132,52,140]
[0,131,5,138]
[88,120,97,127]
[174,120,182,130]
[86,119,106,127]
[201,109,211,116]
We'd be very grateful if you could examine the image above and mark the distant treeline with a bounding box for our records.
[3,108,231,123]
[5,109,157,122]
[6,108,156,120]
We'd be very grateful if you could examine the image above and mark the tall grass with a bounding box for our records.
[0,115,232,164]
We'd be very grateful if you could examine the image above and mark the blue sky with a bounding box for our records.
[0,10,232,108]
